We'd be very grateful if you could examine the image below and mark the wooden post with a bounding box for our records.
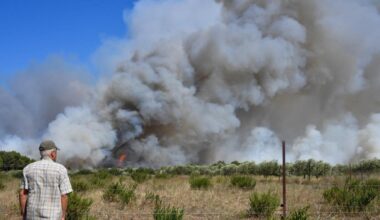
[282,141,287,219]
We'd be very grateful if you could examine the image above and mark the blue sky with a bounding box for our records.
[0,0,137,84]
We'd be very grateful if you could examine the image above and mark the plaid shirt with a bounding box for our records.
[20,158,73,220]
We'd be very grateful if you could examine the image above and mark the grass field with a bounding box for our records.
[2,170,380,220]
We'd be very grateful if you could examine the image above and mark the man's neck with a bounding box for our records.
[42,156,54,161]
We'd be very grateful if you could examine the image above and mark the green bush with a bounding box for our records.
[103,182,136,207]
[11,170,23,179]
[286,206,310,220]
[103,182,125,202]
[67,193,93,220]
[108,168,123,176]
[71,179,90,192]
[323,178,378,212]
[0,151,35,171]
[230,175,256,189]
[189,176,212,189]
[155,173,171,179]
[131,171,150,183]
[119,185,136,207]
[153,199,184,220]
[248,191,280,218]
[364,178,380,192]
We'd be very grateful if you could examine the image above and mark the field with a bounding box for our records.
[1,169,380,220]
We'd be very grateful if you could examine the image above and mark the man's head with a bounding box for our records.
[39,140,60,161]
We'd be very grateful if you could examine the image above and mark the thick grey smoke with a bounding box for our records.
[2,0,380,167]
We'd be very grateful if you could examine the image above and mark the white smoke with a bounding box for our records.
[2,0,380,167]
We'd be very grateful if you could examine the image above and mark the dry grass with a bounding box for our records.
[1,173,379,220]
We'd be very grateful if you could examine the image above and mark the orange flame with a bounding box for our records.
[118,153,127,167]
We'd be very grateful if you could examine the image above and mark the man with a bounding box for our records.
[19,140,73,220]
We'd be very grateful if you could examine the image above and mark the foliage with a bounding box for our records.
[108,168,123,176]
[155,173,171,179]
[0,151,35,171]
[230,175,256,189]
[103,182,136,207]
[352,159,380,174]
[153,198,184,220]
[248,191,280,218]
[323,178,379,212]
[145,191,161,204]
[71,179,90,192]
[73,169,93,176]
[131,170,150,183]
[11,170,23,179]
[67,192,93,220]
[286,206,310,220]
[290,159,331,179]
[189,176,212,189]
[258,161,280,177]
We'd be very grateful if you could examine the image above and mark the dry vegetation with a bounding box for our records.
[2,170,380,220]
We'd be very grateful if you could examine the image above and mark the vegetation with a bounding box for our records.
[103,181,136,207]
[3,158,380,218]
[286,206,310,220]
[71,179,90,192]
[247,191,280,218]
[0,151,34,171]
[67,193,93,220]
[230,175,256,189]
[189,176,212,189]
[323,178,380,212]
[130,170,150,183]
[153,197,184,220]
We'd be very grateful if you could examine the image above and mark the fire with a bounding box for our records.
[118,153,127,167]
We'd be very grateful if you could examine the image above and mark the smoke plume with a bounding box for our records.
[2,0,380,167]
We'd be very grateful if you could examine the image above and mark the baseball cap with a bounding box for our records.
[39,140,60,151]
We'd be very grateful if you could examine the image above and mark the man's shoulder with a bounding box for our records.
[24,160,68,172]
[23,160,42,171]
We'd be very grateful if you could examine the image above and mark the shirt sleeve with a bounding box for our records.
[20,169,28,190]
[59,168,73,195]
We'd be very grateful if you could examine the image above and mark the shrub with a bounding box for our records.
[286,206,310,220]
[131,171,150,183]
[364,178,380,192]
[0,151,34,171]
[71,179,90,192]
[189,176,212,189]
[89,171,110,188]
[103,182,136,207]
[230,175,256,189]
[153,199,184,220]
[145,191,161,204]
[155,173,170,179]
[103,182,125,202]
[94,169,111,179]
[248,191,280,218]
[119,185,136,207]
[108,168,123,176]
[323,178,378,212]
[67,193,93,220]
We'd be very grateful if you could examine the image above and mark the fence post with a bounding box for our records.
[282,140,287,219]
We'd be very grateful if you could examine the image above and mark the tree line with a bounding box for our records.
[2,150,380,178]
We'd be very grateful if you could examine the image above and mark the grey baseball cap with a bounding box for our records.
[39,140,60,151]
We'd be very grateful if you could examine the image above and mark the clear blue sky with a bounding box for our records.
[0,0,138,84]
